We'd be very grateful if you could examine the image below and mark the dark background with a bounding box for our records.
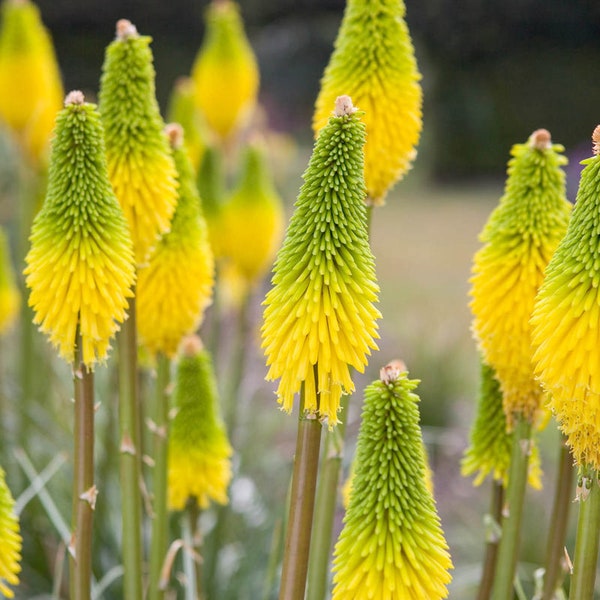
[32,0,600,181]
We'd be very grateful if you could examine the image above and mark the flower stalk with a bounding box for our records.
[477,481,504,600]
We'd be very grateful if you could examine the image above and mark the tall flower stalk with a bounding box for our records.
[24,90,135,598]
[262,95,380,598]
[531,125,600,599]
[98,19,178,598]
[331,361,453,599]
[469,129,571,600]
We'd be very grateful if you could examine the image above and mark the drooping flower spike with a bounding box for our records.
[470,129,571,426]
[461,361,542,488]
[137,124,214,358]
[24,91,135,368]
[168,335,232,510]
[262,95,380,426]
[332,361,453,600]
[313,0,422,206]
[99,19,178,265]
[0,227,19,334]
[0,0,63,164]
[191,0,259,141]
[532,125,600,470]
[0,466,22,598]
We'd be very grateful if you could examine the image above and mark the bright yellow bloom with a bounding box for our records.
[167,336,232,510]
[0,467,21,598]
[332,362,452,599]
[99,20,178,265]
[0,227,19,334]
[262,97,380,426]
[0,0,63,164]
[137,125,214,358]
[470,130,571,424]
[313,0,422,206]
[219,140,284,300]
[532,126,600,469]
[462,361,542,488]
[24,91,135,367]
[191,0,259,141]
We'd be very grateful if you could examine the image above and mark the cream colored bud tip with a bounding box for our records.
[180,334,204,357]
[380,359,407,384]
[334,95,357,118]
[64,90,85,106]
[165,123,184,149]
[593,125,600,156]
[529,128,552,150]
[116,19,138,40]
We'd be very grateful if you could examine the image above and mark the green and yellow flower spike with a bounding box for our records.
[24,91,135,368]
[137,124,214,358]
[168,335,232,510]
[470,129,571,426]
[166,76,208,171]
[99,19,178,265]
[532,125,600,470]
[313,0,422,206]
[462,361,542,488]
[0,227,19,334]
[0,0,63,164]
[0,467,21,598]
[191,0,259,141]
[220,139,284,301]
[332,361,452,599]
[262,95,380,426]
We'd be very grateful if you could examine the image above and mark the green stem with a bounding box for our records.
[569,469,600,600]
[118,295,144,600]
[306,393,350,600]
[148,353,171,600]
[542,437,574,600]
[279,383,323,600]
[187,502,203,600]
[70,337,95,600]
[491,415,532,600]
[477,480,505,600]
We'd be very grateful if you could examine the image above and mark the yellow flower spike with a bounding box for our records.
[470,129,571,426]
[191,0,259,141]
[332,362,453,599]
[532,126,600,470]
[313,0,422,206]
[168,335,232,510]
[24,91,135,368]
[262,96,380,426]
[0,227,20,334]
[219,139,284,302]
[0,467,21,598]
[99,19,178,265]
[137,124,214,358]
[462,361,542,488]
[0,0,63,165]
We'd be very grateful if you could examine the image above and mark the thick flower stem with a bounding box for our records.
[542,437,574,600]
[70,338,95,600]
[148,353,171,600]
[118,296,144,600]
[306,393,349,600]
[279,384,323,600]
[569,469,600,600]
[477,481,504,600]
[491,416,532,600]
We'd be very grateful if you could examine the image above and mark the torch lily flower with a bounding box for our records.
[0,227,19,334]
[313,0,422,206]
[99,19,178,265]
[24,91,135,368]
[168,335,232,510]
[0,467,21,599]
[470,129,571,425]
[262,96,380,426]
[332,361,453,599]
